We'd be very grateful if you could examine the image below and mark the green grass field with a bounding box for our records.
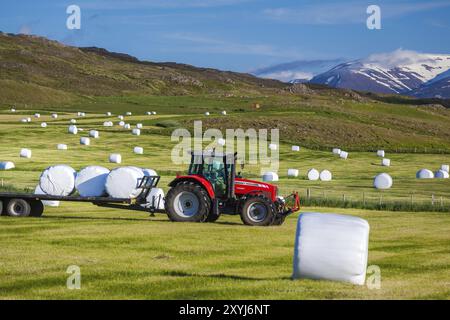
[0,104,449,299]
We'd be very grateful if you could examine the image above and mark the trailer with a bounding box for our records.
[0,176,163,217]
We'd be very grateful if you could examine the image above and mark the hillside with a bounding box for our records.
[0,32,284,106]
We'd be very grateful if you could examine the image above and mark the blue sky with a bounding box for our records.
[1,0,450,72]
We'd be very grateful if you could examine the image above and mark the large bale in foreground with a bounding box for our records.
[34,185,60,207]
[292,212,370,285]
[0,161,15,170]
[416,169,434,179]
[142,168,158,177]
[374,173,393,189]
[39,165,76,196]
[75,166,110,197]
[105,167,145,199]
[142,188,165,210]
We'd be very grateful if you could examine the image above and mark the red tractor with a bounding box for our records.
[165,151,300,226]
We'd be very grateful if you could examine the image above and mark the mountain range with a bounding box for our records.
[254,50,450,99]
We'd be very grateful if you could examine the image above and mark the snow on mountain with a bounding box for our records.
[310,49,450,95]
[411,70,450,99]
[251,59,346,83]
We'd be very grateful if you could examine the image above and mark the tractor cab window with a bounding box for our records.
[189,154,228,198]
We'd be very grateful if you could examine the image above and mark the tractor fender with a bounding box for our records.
[168,175,215,199]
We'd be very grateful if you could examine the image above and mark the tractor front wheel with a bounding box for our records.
[165,181,211,222]
[240,195,276,226]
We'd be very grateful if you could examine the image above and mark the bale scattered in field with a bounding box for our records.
[105,166,145,198]
[142,188,165,210]
[292,145,300,152]
[89,130,99,139]
[269,143,277,151]
[332,148,341,155]
[75,166,110,197]
[136,123,143,129]
[57,144,68,150]
[78,112,86,117]
[124,124,131,130]
[146,111,152,115]
[416,169,434,179]
[118,121,125,127]
[80,137,90,146]
[51,113,58,119]
[0,161,15,170]
[103,121,113,127]
[217,138,226,146]
[10,108,16,112]
[70,119,77,124]
[27,117,31,122]
[288,169,299,177]
[435,170,449,179]
[307,169,320,181]
[221,110,227,115]
[205,112,210,116]
[132,128,141,136]
[134,146,144,154]
[340,151,348,159]
[34,113,40,118]
[126,112,132,116]
[381,158,391,167]
[68,125,78,135]
[34,185,60,207]
[19,148,32,158]
[262,171,278,182]
[20,118,28,123]
[118,115,124,120]
[441,165,449,173]
[106,112,112,116]
[109,153,122,164]
[39,165,76,196]
[319,170,332,181]
[292,212,370,285]
[40,122,47,128]
[374,173,393,189]
[152,111,157,115]
[377,150,385,157]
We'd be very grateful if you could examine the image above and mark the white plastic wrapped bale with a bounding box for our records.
[340,151,348,159]
[68,125,78,135]
[103,121,113,127]
[307,169,320,181]
[126,112,132,116]
[109,153,122,164]
[70,119,77,124]
[292,212,370,285]
[221,110,227,115]
[89,130,99,139]
[20,148,32,158]
[381,158,391,167]
[435,170,449,179]
[291,145,300,152]
[134,146,144,155]
[75,166,110,197]
[34,185,60,207]
[205,112,210,116]
[118,115,124,120]
[51,113,58,119]
[319,170,332,181]
[132,128,141,136]
[10,108,16,112]
[142,188,165,210]
[332,148,341,155]
[152,111,157,115]
[34,113,41,118]
[80,137,90,146]
[217,138,226,146]
[27,117,31,122]
[262,172,278,182]
[416,169,434,179]
[118,121,125,127]
[136,123,143,129]
[20,118,28,123]
[269,143,277,151]
[105,166,145,199]
[441,165,449,173]
[0,161,15,170]
[57,144,68,150]
[287,169,299,177]
[39,165,76,196]
[124,124,131,130]
[80,112,86,117]
[142,168,158,177]
[40,122,47,128]
[146,111,152,115]
[374,173,393,189]
[377,150,385,157]
[106,112,112,116]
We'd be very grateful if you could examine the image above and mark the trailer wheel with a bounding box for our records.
[240,195,276,226]
[165,181,211,222]
[6,198,31,217]
[30,200,44,217]
[0,200,3,216]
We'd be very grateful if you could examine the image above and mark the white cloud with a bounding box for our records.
[364,48,449,68]
[79,0,253,10]
[258,71,314,82]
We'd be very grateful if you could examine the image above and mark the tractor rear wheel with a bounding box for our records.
[165,181,211,222]
[240,195,276,226]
